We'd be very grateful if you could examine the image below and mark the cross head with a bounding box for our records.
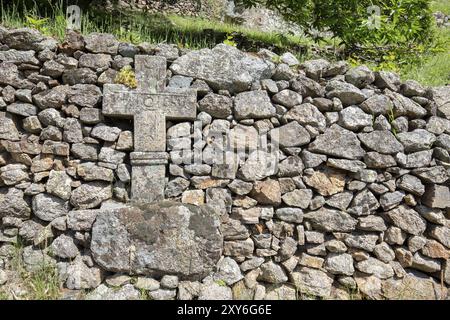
[102,55,197,202]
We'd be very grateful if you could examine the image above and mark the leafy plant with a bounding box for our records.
[223,33,237,47]
[115,66,138,89]
[25,15,49,34]
[237,0,435,65]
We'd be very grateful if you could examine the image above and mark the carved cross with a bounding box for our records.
[102,55,197,202]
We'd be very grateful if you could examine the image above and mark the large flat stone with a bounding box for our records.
[91,201,223,280]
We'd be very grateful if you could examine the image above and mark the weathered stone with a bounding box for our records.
[238,151,277,181]
[413,166,448,184]
[398,125,438,150]
[275,208,303,224]
[46,170,72,200]
[250,179,281,205]
[309,124,365,159]
[171,44,272,93]
[272,89,302,108]
[380,191,405,211]
[324,253,354,276]
[304,208,357,232]
[291,267,334,298]
[345,66,375,88]
[396,174,425,196]
[326,80,366,106]
[198,280,232,300]
[50,234,79,259]
[77,162,114,182]
[234,90,275,120]
[198,93,232,119]
[32,193,69,222]
[91,202,223,280]
[269,121,310,147]
[303,168,345,196]
[281,189,312,209]
[385,205,426,236]
[358,131,404,154]
[339,106,372,131]
[258,261,288,284]
[70,182,112,209]
[360,94,393,116]
[284,103,326,131]
[422,185,450,209]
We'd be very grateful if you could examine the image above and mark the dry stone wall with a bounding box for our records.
[0,26,450,300]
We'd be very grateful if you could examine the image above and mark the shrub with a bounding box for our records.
[238,0,435,63]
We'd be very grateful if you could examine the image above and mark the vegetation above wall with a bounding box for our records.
[0,0,449,85]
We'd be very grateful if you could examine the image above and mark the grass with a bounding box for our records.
[431,0,450,15]
[0,0,448,86]
[5,238,62,300]
[400,27,450,86]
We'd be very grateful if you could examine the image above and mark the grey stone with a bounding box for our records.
[309,124,365,159]
[71,143,98,161]
[303,59,330,80]
[304,208,357,232]
[344,234,378,252]
[356,258,394,279]
[6,102,37,117]
[397,174,425,196]
[326,192,353,211]
[326,80,366,106]
[258,261,288,284]
[269,121,310,147]
[411,253,441,273]
[234,91,275,120]
[272,89,302,108]
[281,189,312,209]
[171,44,272,93]
[413,166,448,184]
[360,94,394,115]
[198,93,232,119]
[396,129,436,153]
[91,202,223,280]
[275,208,303,224]
[380,191,405,211]
[32,193,69,222]
[358,131,404,154]
[422,185,450,209]
[291,267,334,298]
[213,257,243,286]
[324,253,354,276]
[239,151,277,181]
[67,209,100,231]
[70,182,112,209]
[345,66,375,88]
[386,205,426,236]
[46,170,72,200]
[327,158,366,173]
[198,280,232,300]
[84,32,119,54]
[284,103,326,131]
[91,124,121,142]
[50,234,79,259]
[357,215,387,232]
[77,162,114,182]
[339,106,372,131]
[68,84,102,107]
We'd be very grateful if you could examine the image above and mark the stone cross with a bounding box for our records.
[102,55,197,202]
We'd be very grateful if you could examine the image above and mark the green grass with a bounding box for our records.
[6,238,62,300]
[431,0,450,15]
[0,0,448,86]
[400,27,450,86]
